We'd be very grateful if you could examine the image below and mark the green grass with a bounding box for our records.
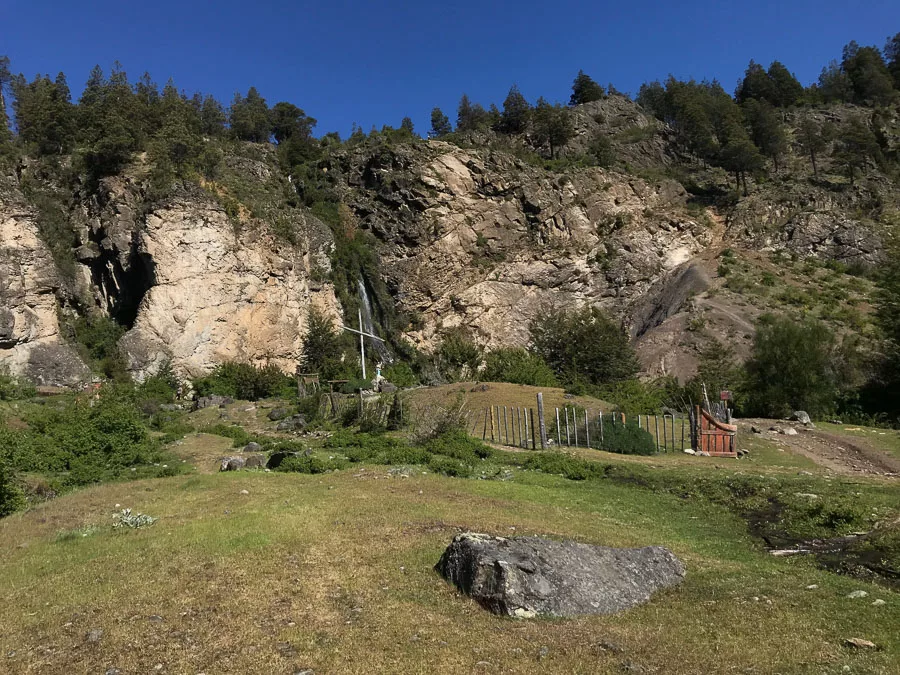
[817,422,900,461]
[0,468,897,674]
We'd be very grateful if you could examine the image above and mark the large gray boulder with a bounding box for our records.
[790,411,812,425]
[435,533,685,618]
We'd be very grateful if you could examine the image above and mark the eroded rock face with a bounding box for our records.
[338,142,713,352]
[0,180,90,387]
[118,195,341,381]
[435,532,685,617]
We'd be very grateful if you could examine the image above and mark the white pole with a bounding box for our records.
[359,308,366,380]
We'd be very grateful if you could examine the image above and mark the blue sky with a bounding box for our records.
[2,0,898,137]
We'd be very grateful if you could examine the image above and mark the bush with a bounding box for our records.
[427,455,472,478]
[424,429,493,463]
[275,454,347,474]
[434,329,482,382]
[0,458,25,517]
[530,306,639,389]
[522,452,600,480]
[599,420,657,455]
[480,348,557,387]
[193,361,295,401]
[383,362,417,387]
[0,367,36,401]
[71,315,128,380]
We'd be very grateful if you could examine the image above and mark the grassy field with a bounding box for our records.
[1,427,898,674]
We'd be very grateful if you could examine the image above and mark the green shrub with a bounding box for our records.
[481,348,557,387]
[275,454,347,474]
[193,361,295,401]
[71,315,128,380]
[434,329,482,382]
[0,367,36,401]
[522,452,600,481]
[383,362,417,387]
[425,429,493,462]
[427,455,471,478]
[599,420,657,455]
[0,458,25,517]
[206,424,256,448]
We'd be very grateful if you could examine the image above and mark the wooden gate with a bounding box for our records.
[694,405,737,457]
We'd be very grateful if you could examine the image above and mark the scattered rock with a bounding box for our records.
[790,411,812,425]
[806,584,819,590]
[148,615,164,622]
[239,489,249,495]
[435,532,685,618]
[829,419,843,425]
[242,442,262,453]
[159,403,183,412]
[276,642,296,657]
[266,449,309,469]
[844,637,876,649]
[219,456,246,472]
[470,384,490,393]
[268,408,290,421]
[750,425,762,434]
[794,493,819,499]
[872,599,886,606]
[782,427,798,436]
[594,641,624,654]
[379,381,398,394]
[276,414,306,432]
[194,395,233,410]
[105,669,121,675]
[683,448,696,455]
[243,454,267,469]
[847,590,868,599]
[85,628,103,643]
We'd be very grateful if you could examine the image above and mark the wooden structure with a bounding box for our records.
[693,405,737,457]
[296,373,320,397]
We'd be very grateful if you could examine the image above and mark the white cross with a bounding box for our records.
[340,308,385,380]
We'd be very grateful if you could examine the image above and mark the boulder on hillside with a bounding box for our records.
[268,407,290,421]
[194,395,233,410]
[276,414,306,432]
[790,411,812,425]
[242,442,262,453]
[266,448,311,469]
[220,456,246,471]
[435,533,685,618]
[243,454,267,469]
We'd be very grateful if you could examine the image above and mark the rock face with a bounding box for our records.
[435,533,685,618]
[118,193,341,381]
[0,179,90,387]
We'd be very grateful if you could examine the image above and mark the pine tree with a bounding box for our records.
[742,99,787,172]
[817,60,853,102]
[270,102,315,144]
[766,61,803,107]
[569,70,604,105]
[718,137,763,194]
[229,87,271,142]
[199,95,226,136]
[430,107,451,137]
[886,32,900,88]
[400,116,415,135]
[12,73,76,155]
[797,117,828,179]
[532,98,574,159]
[0,56,15,147]
[842,44,895,105]
[735,60,774,104]
[499,84,530,134]
[834,116,880,185]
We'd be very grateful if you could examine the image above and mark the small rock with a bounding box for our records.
[847,590,868,599]
[149,615,164,622]
[294,671,314,675]
[539,646,549,659]
[783,427,798,436]
[750,425,762,434]
[105,669,121,675]
[240,489,249,495]
[220,456,246,472]
[242,442,262,453]
[872,599,886,606]
[276,642,296,657]
[243,454,267,469]
[594,641,624,654]
[844,637,876,649]
[85,628,103,643]
[683,448,696,455]
[806,584,819,590]
[794,493,819,499]
[829,419,843,425]
[268,408,290,421]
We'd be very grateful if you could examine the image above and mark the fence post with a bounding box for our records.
[524,410,530,449]
[537,393,548,450]
[655,415,660,451]
[681,414,685,452]
[599,412,604,445]
[671,415,676,452]
[573,409,579,447]
[556,408,562,447]
[584,410,590,449]
[662,415,668,452]
[565,408,571,446]
[530,408,538,450]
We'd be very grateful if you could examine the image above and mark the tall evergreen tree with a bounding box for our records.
[229,87,271,142]
[834,116,880,184]
[841,43,895,105]
[77,64,141,178]
[735,60,774,104]
[886,32,900,88]
[742,99,787,171]
[456,94,489,132]
[11,73,76,155]
[199,95,226,136]
[499,84,530,134]
[270,101,315,144]
[719,137,763,194]
[817,60,853,102]
[797,117,829,179]
[569,70,604,105]
[430,107,451,137]
[532,98,574,158]
[766,61,804,107]
[0,56,12,147]
[400,116,415,135]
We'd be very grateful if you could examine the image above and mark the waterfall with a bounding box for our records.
[357,278,392,365]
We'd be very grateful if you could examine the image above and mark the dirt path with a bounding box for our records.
[739,419,900,477]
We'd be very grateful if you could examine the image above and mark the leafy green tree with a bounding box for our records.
[430,107,452,137]
[682,341,743,409]
[270,101,315,144]
[817,60,853,102]
[797,117,829,179]
[10,72,76,155]
[742,99,787,171]
[886,32,900,88]
[499,84,530,134]
[0,56,12,147]
[199,95,226,136]
[766,61,804,107]
[588,134,615,167]
[529,305,639,388]
[570,70,605,105]
[481,347,557,386]
[434,329,482,382]
[833,116,880,184]
[842,42,895,105]
[532,98,574,158]
[744,315,845,418]
[456,94,490,132]
[229,87,271,142]
[301,307,349,380]
[718,137,763,193]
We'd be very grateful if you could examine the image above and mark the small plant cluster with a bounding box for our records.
[192,361,296,401]
[113,508,158,529]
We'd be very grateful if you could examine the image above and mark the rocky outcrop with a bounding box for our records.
[338,141,714,352]
[118,194,341,380]
[0,179,90,387]
[435,532,685,617]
